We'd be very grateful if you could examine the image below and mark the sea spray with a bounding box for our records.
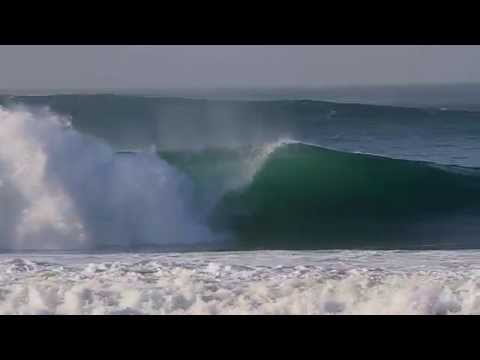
[0,106,211,250]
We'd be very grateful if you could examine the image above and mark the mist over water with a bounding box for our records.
[6,93,480,167]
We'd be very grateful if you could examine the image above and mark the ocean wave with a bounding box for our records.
[159,141,480,249]
[1,96,480,250]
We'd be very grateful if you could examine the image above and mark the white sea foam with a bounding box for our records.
[1,250,480,315]
[0,105,211,250]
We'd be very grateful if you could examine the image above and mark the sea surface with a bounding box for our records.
[1,84,480,314]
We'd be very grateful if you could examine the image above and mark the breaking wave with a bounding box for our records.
[1,96,480,250]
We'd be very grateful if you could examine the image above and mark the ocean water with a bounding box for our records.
[1,85,480,314]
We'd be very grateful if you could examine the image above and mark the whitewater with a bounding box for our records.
[2,250,480,314]
[0,105,212,250]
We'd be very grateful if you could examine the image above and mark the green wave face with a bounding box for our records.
[161,143,480,249]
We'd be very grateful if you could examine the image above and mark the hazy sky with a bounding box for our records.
[1,45,479,89]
